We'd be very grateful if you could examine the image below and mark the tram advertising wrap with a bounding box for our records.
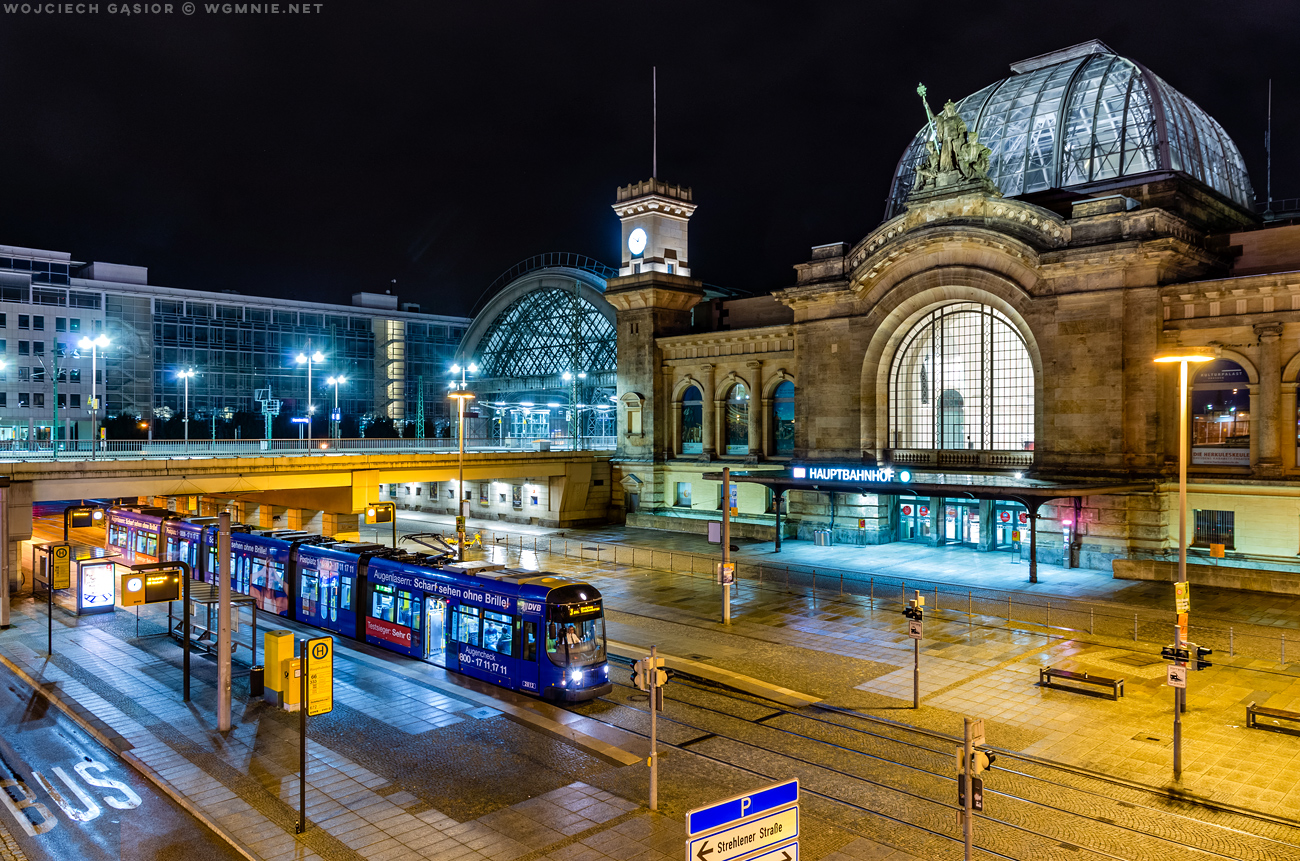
[108,506,612,702]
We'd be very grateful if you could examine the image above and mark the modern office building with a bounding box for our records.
[0,243,469,442]
[603,40,1300,594]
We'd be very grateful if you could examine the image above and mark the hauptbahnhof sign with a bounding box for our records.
[791,465,912,484]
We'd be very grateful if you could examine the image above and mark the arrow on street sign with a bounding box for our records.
[685,805,798,861]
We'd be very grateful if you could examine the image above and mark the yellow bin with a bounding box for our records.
[281,658,302,712]
[263,630,294,705]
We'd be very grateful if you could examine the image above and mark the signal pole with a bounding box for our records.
[721,467,731,625]
[217,511,232,731]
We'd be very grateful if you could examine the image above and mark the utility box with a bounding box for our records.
[263,630,294,705]
[281,658,302,711]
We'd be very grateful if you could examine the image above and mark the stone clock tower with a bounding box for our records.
[605,179,704,510]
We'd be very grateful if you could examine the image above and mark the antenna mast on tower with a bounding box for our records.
[1266,79,1274,218]
[653,66,657,179]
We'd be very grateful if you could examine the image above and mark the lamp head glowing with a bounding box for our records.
[312,351,323,363]
[1154,346,1218,364]
[296,353,307,364]
[176,368,195,380]
[95,334,110,348]
[451,364,460,374]
[468,362,478,374]
[77,337,93,350]
[562,371,572,381]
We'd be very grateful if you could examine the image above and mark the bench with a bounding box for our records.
[1038,667,1124,700]
[1246,701,1300,732]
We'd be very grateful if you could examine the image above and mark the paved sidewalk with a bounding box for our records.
[491,544,1300,814]
[0,593,915,861]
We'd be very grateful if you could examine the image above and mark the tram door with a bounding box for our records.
[424,598,446,661]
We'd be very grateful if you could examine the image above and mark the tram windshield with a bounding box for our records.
[546,604,606,668]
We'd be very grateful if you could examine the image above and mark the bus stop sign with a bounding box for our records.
[51,544,71,590]
[307,637,333,716]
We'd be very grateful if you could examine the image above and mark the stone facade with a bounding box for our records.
[607,172,1300,591]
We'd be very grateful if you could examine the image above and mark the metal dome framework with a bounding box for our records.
[475,287,616,383]
[886,42,1254,219]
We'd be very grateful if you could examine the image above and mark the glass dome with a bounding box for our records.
[885,42,1254,219]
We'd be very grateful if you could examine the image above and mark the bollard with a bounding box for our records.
[870,578,874,610]
[840,572,843,596]
[786,566,790,592]
[812,569,817,592]
[1230,627,1234,658]
[902,583,906,606]
[934,585,939,612]
[1134,614,1138,642]
[1089,608,1094,635]
[1047,601,1051,628]
[1284,632,1288,664]
[1008,595,1012,622]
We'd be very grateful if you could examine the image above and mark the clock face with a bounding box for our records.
[628,227,647,256]
[126,577,143,592]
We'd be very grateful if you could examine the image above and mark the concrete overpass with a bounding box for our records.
[0,449,613,573]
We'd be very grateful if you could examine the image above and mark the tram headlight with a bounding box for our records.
[571,670,582,683]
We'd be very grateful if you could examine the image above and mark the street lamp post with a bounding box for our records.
[78,334,110,460]
[449,362,477,562]
[1154,346,1215,779]
[295,345,325,447]
[177,369,196,451]
[327,376,347,440]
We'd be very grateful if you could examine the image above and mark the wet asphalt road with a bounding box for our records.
[0,662,244,861]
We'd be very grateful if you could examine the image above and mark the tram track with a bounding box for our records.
[567,664,1300,861]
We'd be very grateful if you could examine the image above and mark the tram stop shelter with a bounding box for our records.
[708,468,1156,584]
[167,581,259,666]
[31,541,122,616]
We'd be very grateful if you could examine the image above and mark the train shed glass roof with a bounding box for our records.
[886,41,1254,218]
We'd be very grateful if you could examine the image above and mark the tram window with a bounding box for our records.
[166,538,178,559]
[546,617,607,667]
[396,593,414,628]
[455,606,481,646]
[268,561,285,593]
[109,524,125,547]
[251,558,267,588]
[340,578,353,611]
[522,621,537,662]
[372,585,395,621]
[301,574,319,602]
[483,611,513,656]
[148,534,158,556]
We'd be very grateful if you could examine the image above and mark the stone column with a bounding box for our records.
[1248,383,1260,469]
[746,361,763,457]
[977,499,995,551]
[671,400,683,457]
[700,363,716,459]
[1255,323,1283,473]
[323,512,361,542]
[1283,382,1298,471]
[929,496,943,547]
[760,397,771,458]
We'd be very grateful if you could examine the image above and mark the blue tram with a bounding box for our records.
[106,508,612,702]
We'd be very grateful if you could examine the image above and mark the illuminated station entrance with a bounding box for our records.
[720,466,1152,583]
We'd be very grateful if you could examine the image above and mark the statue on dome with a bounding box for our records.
[911,84,998,199]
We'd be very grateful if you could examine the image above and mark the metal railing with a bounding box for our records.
[0,436,617,460]
[475,529,1300,667]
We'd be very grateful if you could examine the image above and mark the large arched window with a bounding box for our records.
[681,386,703,454]
[772,381,795,456]
[889,303,1034,451]
[725,383,749,455]
[1192,359,1250,466]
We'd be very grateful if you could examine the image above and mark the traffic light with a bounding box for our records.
[1192,644,1213,671]
[631,656,668,691]
[957,748,997,775]
[904,594,925,621]
[1160,644,1190,663]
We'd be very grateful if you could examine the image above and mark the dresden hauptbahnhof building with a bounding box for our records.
[487,39,1300,595]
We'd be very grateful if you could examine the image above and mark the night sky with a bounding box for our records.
[1,1,1296,317]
